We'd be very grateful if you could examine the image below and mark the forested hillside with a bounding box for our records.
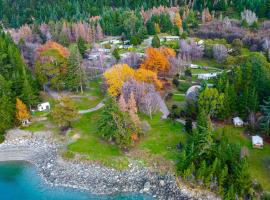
[0,0,269,27]
[0,32,39,139]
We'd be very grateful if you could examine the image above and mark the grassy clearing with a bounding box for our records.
[191,68,220,74]
[72,78,104,110]
[136,114,186,168]
[68,110,128,170]
[218,126,270,191]
[22,122,45,132]
[193,58,221,68]
[172,94,186,102]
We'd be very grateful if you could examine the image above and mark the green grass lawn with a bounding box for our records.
[72,78,104,110]
[22,122,45,132]
[219,126,270,191]
[172,94,186,102]
[68,110,128,170]
[193,58,222,69]
[191,67,220,74]
[135,114,186,171]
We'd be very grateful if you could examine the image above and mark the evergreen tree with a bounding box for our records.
[151,35,160,48]
[77,36,87,57]
[185,117,193,134]
[112,48,120,61]
[65,47,86,93]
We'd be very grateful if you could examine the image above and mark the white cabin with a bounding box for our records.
[37,102,50,112]
[233,117,244,127]
[198,73,218,80]
[190,64,200,69]
[252,135,263,149]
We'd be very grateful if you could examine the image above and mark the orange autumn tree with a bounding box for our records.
[16,98,30,124]
[104,64,135,96]
[135,68,162,90]
[141,47,170,73]
[35,41,70,90]
[36,41,70,60]
[159,46,176,58]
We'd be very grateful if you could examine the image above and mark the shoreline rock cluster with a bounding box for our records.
[0,129,220,200]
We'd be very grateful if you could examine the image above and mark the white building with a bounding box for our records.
[190,64,200,69]
[37,102,50,112]
[252,135,263,149]
[162,36,180,42]
[233,117,244,127]
[198,73,218,80]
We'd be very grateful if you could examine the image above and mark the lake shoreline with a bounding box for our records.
[0,129,220,200]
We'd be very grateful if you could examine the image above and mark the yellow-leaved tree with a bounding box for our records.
[16,98,30,124]
[104,64,135,96]
[135,68,162,90]
[174,13,183,33]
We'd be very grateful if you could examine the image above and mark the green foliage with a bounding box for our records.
[112,48,120,61]
[198,87,224,118]
[260,97,270,135]
[97,97,137,148]
[151,35,160,48]
[0,32,37,137]
[51,96,79,127]
[185,118,193,134]
[77,36,87,57]
[177,126,254,199]
[65,47,86,92]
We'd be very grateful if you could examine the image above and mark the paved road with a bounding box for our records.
[78,101,105,114]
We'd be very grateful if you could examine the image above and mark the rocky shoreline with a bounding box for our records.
[0,129,220,200]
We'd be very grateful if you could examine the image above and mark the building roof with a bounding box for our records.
[186,85,201,101]
[252,135,263,145]
[38,102,50,106]
[233,117,243,124]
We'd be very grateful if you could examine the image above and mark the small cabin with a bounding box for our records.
[252,135,263,149]
[21,119,30,126]
[37,102,50,112]
[233,117,244,127]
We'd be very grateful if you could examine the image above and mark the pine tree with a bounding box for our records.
[218,165,228,195]
[0,95,14,134]
[21,76,37,107]
[185,117,193,134]
[77,36,87,57]
[151,35,160,48]
[197,108,211,133]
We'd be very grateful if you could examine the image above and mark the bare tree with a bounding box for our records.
[120,52,142,68]
[179,39,204,60]
[142,92,161,119]
[213,44,228,63]
[241,9,257,26]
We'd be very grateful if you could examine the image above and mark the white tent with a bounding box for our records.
[233,117,244,127]
[252,135,263,149]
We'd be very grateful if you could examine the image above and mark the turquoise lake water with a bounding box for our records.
[0,161,153,200]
